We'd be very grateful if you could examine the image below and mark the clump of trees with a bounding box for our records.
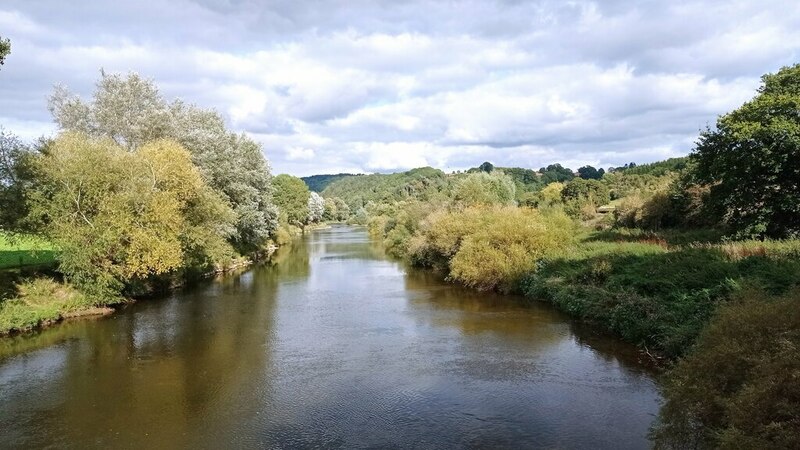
[453,171,516,207]
[49,72,279,253]
[29,133,236,298]
[273,174,311,228]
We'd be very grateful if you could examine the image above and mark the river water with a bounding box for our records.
[0,226,661,449]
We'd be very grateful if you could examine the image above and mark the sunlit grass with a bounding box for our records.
[0,232,57,270]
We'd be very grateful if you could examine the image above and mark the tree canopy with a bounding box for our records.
[0,37,10,68]
[48,71,278,251]
[29,133,235,298]
[693,64,800,238]
[273,174,310,226]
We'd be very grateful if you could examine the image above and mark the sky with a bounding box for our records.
[0,1,798,176]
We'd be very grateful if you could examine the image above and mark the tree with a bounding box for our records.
[273,174,310,227]
[578,165,602,180]
[333,197,351,221]
[539,163,574,184]
[478,161,494,173]
[307,192,325,223]
[48,71,279,251]
[453,172,516,207]
[29,133,236,298]
[561,178,610,205]
[0,129,34,230]
[693,64,800,238]
[0,37,10,68]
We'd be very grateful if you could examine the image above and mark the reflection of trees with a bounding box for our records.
[403,266,657,374]
[0,264,282,448]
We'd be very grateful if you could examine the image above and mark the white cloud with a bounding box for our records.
[0,0,798,176]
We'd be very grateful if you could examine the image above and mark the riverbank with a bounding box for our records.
[0,245,280,336]
[369,208,800,359]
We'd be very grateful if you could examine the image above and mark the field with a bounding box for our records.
[0,232,57,270]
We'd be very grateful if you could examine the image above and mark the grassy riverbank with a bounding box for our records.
[521,231,800,358]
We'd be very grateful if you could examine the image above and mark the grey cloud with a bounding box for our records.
[0,0,797,176]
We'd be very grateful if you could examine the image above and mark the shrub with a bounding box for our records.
[410,207,575,291]
[653,288,800,449]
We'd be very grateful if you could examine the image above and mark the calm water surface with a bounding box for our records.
[0,226,661,449]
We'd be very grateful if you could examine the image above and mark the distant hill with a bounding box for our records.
[301,174,358,192]
[321,167,451,207]
[612,157,689,176]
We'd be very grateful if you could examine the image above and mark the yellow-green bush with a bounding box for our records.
[411,207,575,291]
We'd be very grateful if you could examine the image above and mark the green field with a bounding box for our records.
[0,233,57,270]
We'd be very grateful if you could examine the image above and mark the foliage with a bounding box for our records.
[307,192,325,223]
[273,174,310,226]
[48,71,278,251]
[478,161,494,172]
[693,64,800,238]
[561,178,610,205]
[578,165,604,180]
[0,36,9,68]
[612,157,688,176]
[0,278,95,334]
[409,207,575,292]
[653,288,800,449]
[521,233,800,358]
[0,129,37,230]
[301,173,356,192]
[322,167,450,208]
[453,171,516,207]
[322,196,351,222]
[538,163,574,184]
[29,133,236,298]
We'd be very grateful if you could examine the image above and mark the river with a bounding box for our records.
[0,225,661,449]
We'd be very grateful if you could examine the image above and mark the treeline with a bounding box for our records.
[0,72,334,331]
[357,64,800,448]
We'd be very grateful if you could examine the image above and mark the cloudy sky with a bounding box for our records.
[0,1,798,176]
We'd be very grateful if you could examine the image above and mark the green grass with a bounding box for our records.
[0,278,96,334]
[521,231,800,358]
[0,232,57,270]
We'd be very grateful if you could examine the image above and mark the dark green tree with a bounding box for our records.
[693,64,800,238]
[0,37,10,68]
[577,165,602,180]
[478,161,494,173]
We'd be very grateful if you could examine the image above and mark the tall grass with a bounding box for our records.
[0,278,98,334]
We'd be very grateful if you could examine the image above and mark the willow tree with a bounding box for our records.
[29,133,235,298]
[48,71,278,252]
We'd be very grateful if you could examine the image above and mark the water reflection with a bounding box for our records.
[0,225,660,449]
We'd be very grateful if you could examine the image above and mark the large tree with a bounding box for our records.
[29,133,235,298]
[693,64,800,238]
[0,129,34,230]
[48,71,279,251]
[273,174,310,227]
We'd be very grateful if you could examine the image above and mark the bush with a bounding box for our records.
[411,207,575,291]
[653,288,800,449]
